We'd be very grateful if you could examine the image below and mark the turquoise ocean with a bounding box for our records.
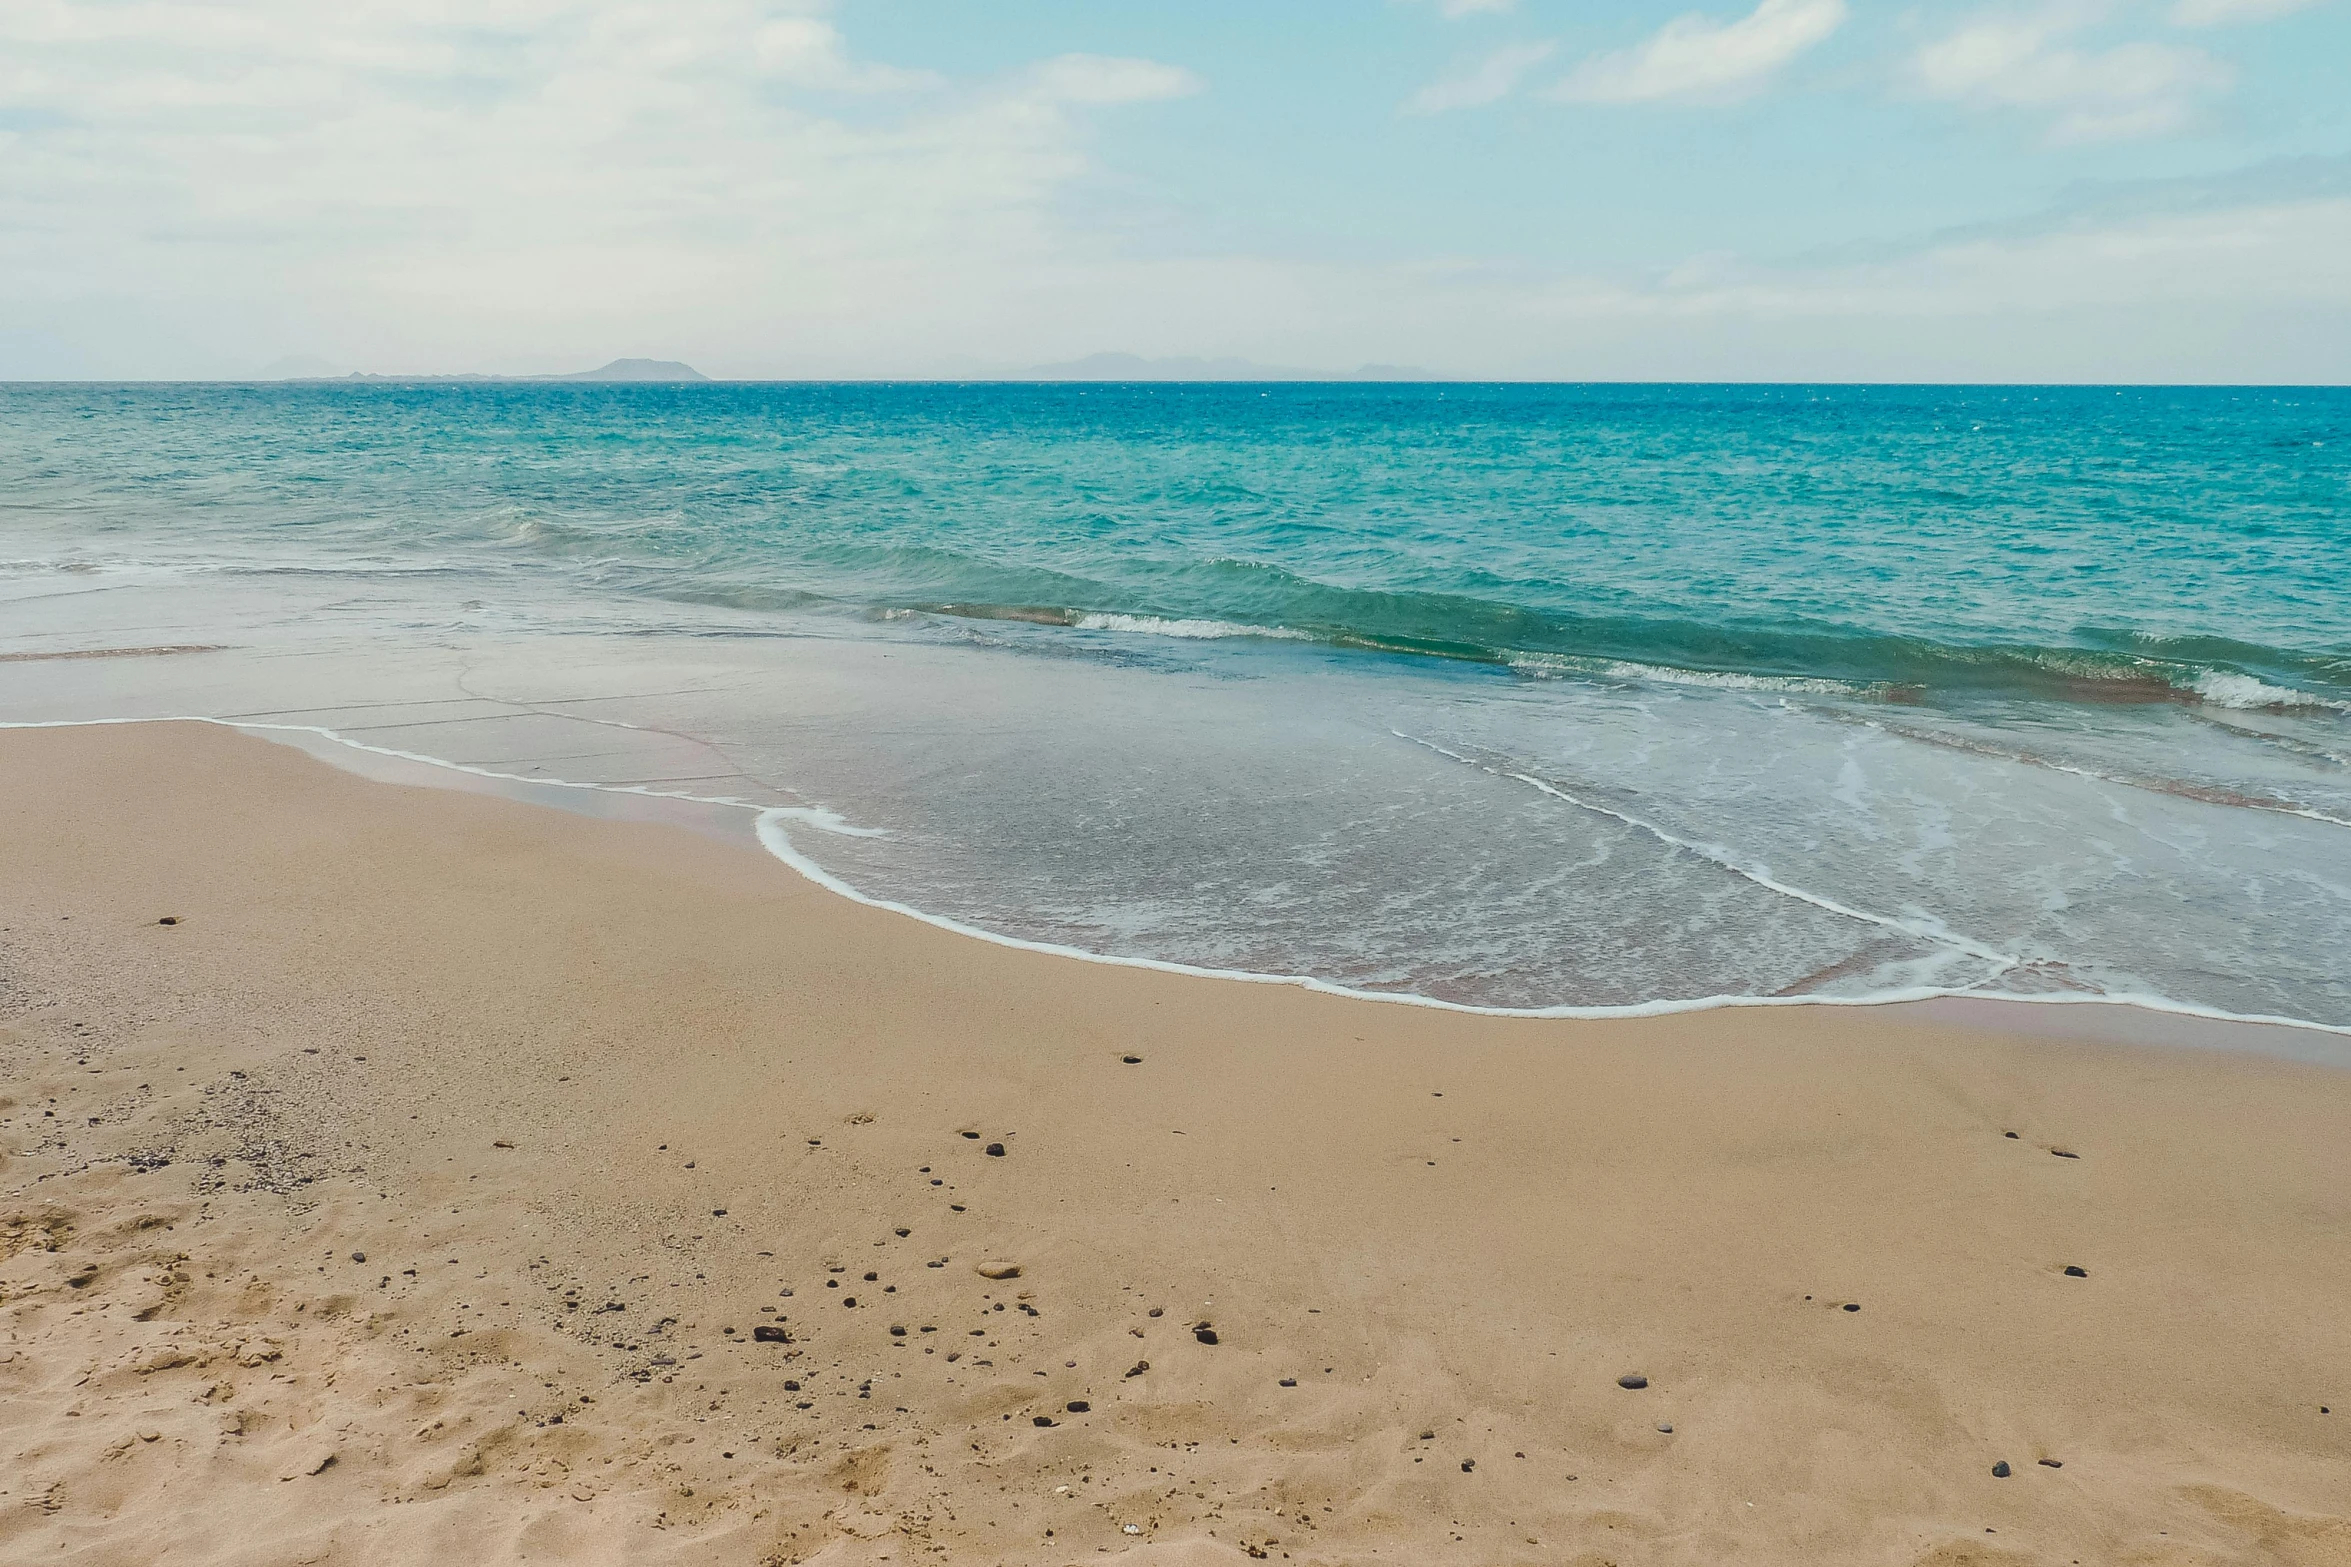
[2,382,2347,1029]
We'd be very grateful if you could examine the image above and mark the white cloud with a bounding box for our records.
[1911,9,2233,142]
[1553,0,1846,104]
[0,0,2339,382]
[1404,40,1557,114]
[752,16,940,91]
[1024,54,1205,106]
[0,0,1210,375]
[2170,0,2325,24]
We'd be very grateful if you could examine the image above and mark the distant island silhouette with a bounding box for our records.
[314,358,710,383]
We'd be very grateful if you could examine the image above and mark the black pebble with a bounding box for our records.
[2004,1131,2019,1139]
[158,917,178,926]
[351,1252,366,1263]
[1123,1055,1142,1064]
[1618,1374,1648,1390]
[753,1325,789,1343]
[1148,1307,1163,1318]
[1460,1460,1475,1472]
[1194,1325,1219,1345]
[2051,1149,2079,1159]
[783,1379,799,1390]
[1032,1416,1055,1428]
[985,1142,1006,1157]
[890,1325,907,1337]
[1843,1303,1861,1312]
[962,1131,980,1140]
[2063,1265,2088,1278]
[1992,1461,2012,1478]
[894,1227,911,1237]
[1279,1378,1297,1387]
[843,1296,857,1308]
[1125,1361,1149,1377]
[864,1271,878,1281]
[2038,1458,2062,1468]
[712,1209,727,1217]
[1066,1400,1090,1413]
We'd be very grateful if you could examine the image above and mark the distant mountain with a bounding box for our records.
[551,358,708,382]
[326,358,710,383]
[1024,352,1439,382]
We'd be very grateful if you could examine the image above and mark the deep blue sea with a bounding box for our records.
[4,382,2348,1028]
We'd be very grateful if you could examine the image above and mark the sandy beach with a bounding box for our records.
[3,718,2347,1566]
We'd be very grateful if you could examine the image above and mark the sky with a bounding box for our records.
[1,0,2345,381]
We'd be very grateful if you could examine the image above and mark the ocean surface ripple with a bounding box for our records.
[2,381,2346,1029]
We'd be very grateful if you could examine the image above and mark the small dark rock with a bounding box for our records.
[2063,1265,2088,1278]
[1279,1378,1297,1387]
[2038,1458,2062,1468]
[1194,1325,1219,1345]
[1148,1307,1163,1318]
[894,1227,910,1237]
[351,1252,366,1263]
[1618,1374,1648,1390]
[864,1271,878,1281]
[1125,1361,1149,1377]
[890,1325,907,1337]
[712,1209,727,1217]
[2004,1131,2019,1139]
[754,1325,789,1343]
[2051,1149,2079,1159]
[962,1131,980,1140]
[1992,1461,2012,1478]
[843,1296,857,1308]
[157,917,178,926]
[1657,1424,1674,1434]
[1122,1055,1142,1064]
[1066,1400,1090,1413]
[1460,1460,1475,1472]
[1032,1416,1055,1427]
[783,1379,800,1390]
[985,1142,1006,1157]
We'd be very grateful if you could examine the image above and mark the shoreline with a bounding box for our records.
[3,718,2348,1565]
[8,712,2347,1057]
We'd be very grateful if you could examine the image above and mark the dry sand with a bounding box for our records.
[2,719,2347,1566]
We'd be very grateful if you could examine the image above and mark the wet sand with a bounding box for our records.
[2,719,2347,1566]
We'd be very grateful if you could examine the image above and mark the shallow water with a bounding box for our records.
[2,382,2346,1030]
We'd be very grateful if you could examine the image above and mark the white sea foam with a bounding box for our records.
[1507,652,1872,697]
[1832,711,2351,832]
[1073,612,1314,642]
[1396,731,2020,966]
[4,712,2347,1042]
[2185,668,2351,713]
